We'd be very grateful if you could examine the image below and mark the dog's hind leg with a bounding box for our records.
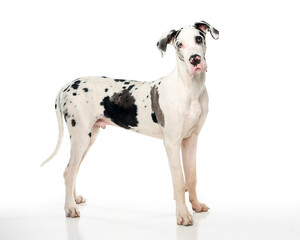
[64,121,96,217]
[73,124,100,204]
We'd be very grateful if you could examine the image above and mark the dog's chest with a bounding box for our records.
[181,100,202,138]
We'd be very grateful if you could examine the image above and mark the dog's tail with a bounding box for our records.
[40,91,64,167]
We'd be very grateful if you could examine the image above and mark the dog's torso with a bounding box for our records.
[59,71,208,141]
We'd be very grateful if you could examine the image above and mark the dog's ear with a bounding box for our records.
[157,30,178,57]
[194,21,219,40]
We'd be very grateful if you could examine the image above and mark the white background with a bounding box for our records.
[0,0,299,239]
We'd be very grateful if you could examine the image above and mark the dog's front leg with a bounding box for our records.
[163,137,193,226]
[182,132,209,213]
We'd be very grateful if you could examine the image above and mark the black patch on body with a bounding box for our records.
[83,88,88,92]
[71,80,81,90]
[151,113,158,123]
[100,89,138,129]
[88,132,92,137]
[114,79,125,82]
[150,85,165,127]
[63,86,70,92]
[71,119,76,127]
[127,85,135,91]
[55,104,57,109]
[73,93,77,96]
[105,88,108,92]
[124,81,130,85]
[64,111,70,122]
[101,76,107,78]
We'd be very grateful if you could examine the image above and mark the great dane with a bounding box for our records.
[42,21,219,226]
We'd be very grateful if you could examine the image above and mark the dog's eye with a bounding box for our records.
[178,43,183,48]
[196,36,203,44]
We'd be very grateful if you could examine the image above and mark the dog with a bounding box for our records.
[42,21,219,226]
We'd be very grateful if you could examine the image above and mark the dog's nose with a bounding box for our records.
[189,54,201,67]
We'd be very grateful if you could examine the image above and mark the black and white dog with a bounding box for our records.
[42,21,219,226]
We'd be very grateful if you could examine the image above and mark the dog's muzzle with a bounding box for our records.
[188,54,207,73]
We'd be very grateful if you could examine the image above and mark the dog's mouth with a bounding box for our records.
[195,67,207,72]
[189,64,207,76]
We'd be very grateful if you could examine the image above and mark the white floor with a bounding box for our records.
[0,200,299,240]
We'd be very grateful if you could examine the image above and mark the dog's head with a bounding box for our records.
[157,21,219,76]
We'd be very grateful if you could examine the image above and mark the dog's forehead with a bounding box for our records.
[176,26,199,40]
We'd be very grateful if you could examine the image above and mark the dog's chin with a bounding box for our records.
[188,67,207,76]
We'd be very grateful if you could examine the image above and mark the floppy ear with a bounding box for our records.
[195,21,219,40]
[157,29,178,57]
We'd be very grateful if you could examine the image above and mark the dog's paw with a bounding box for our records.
[191,200,209,213]
[65,205,80,218]
[75,195,86,204]
[176,206,193,226]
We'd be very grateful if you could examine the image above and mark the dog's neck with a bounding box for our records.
[175,57,206,100]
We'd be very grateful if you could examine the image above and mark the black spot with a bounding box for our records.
[135,88,138,90]
[83,88,88,92]
[146,95,149,98]
[122,86,126,89]
[63,102,66,106]
[71,119,76,127]
[63,86,70,92]
[100,90,139,129]
[114,79,126,82]
[73,93,77,96]
[55,104,57,109]
[158,82,161,85]
[199,31,206,40]
[174,29,182,39]
[88,132,92,137]
[102,76,107,78]
[64,112,69,122]
[124,82,130,85]
[105,88,108,92]
[127,85,135,91]
[71,79,81,90]
[151,113,158,123]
